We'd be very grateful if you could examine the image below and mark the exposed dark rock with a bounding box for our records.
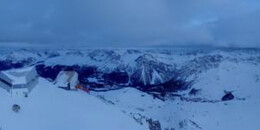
[88,50,121,63]
[103,71,129,85]
[75,66,97,83]
[36,64,65,81]
[146,119,161,130]
[35,63,191,94]
[127,49,141,54]
[45,51,60,58]
[36,64,98,81]
[189,88,201,96]
[0,59,32,71]
[131,53,176,86]
[12,104,21,113]
[180,55,223,77]
[132,113,145,125]
[164,128,175,130]
[0,49,194,94]
[179,119,202,130]
[141,78,192,94]
[222,92,234,101]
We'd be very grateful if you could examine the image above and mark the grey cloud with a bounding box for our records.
[0,0,260,47]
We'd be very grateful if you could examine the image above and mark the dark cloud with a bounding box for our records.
[0,0,260,47]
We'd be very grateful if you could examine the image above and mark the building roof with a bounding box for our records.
[55,71,78,87]
[0,67,35,85]
[63,71,77,82]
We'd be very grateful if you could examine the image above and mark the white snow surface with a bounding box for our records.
[91,86,260,130]
[90,58,260,130]
[1,47,260,130]
[0,78,147,130]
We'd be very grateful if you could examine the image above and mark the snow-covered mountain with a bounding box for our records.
[1,47,259,92]
[0,46,260,130]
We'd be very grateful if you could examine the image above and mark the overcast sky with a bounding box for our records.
[0,0,260,47]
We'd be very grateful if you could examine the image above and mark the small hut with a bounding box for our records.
[54,71,79,90]
[0,66,38,97]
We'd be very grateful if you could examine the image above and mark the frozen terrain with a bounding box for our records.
[0,46,260,130]
[91,59,260,129]
[0,78,147,130]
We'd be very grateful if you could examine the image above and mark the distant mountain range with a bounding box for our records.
[0,47,259,95]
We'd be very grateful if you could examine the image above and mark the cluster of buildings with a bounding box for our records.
[0,66,79,97]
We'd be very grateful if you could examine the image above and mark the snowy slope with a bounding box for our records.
[0,78,147,130]
[1,47,260,130]
[88,49,260,130]
[91,83,260,130]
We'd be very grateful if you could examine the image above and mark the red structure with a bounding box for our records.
[76,85,90,93]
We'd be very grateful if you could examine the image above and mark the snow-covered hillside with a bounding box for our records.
[0,78,147,130]
[1,46,260,130]
[90,58,260,129]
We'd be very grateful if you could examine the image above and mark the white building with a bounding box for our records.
[54,71,79,90]
[0,66,38,97]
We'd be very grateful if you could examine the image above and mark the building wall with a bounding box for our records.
[70,73,78,90]
[26,67,38,82]
[0,80,28,97]
[54,71,68,87]
[0,72,12,84]
[0,80,11,92]
[27,77,39,92]
[11,88,29,97]
[0,76,38,97]
[0,67,39,97]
